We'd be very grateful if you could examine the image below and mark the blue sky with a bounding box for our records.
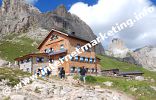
[0,0,97,12]
[0,0,155,12]
[34,0,97,12]
[151,0,156,5]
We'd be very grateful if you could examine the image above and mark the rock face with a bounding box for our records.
[0,0,104,54]
[0,0,41,36]
[106,38,156,71]
[106,38,131,58]
[131,46,156,71]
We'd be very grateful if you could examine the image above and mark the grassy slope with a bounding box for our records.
[98,55,156,81]
[0,34,38,62]
[0,67,31,87]
[86,55,156,100]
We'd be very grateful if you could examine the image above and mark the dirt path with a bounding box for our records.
[7,77,134,100]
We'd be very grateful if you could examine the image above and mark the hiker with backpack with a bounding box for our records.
[59,67,65,80]
[79,66,87,83]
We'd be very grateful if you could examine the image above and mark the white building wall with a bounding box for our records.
[49,60,59,75]
[20,61,32,73]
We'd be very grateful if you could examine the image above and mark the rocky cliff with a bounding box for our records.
[106,38,156,71]
[0,0,104,54]
[105,38,132,58]
[131,46,156,71]
[0,0,41,36]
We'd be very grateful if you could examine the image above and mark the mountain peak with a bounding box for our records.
[53,4,68,17]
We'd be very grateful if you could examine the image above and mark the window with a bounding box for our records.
[94,58,96,63]
[59,56,65,61]
[77,67,81,73]
[36,57,44,63]
[69,55,74,61]
[44,49,47,53]
[50,48,54,53]
[70,67,76,73]
[50,34,59,40]
[80,57,84,62]
[26,58,31,63]
[45,48,54,53]
[75,56,79,61]
[48,48,51,53]
[85,57,89,62]
[49,59,54,63]
[76,44,81,49]
[92,68,95,73]
[60,44,64,50]
[90,58,93,63]
[45,48,51,53]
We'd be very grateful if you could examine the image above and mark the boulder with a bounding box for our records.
[103,81,113,87]
[0,59,9,67]
[10,95,27,100]
[150,86,156,91]
[135,76,144,81]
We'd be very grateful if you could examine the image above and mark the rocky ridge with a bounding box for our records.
[106,38,156,71]
[131,46,156,71]
[105,38,132,58]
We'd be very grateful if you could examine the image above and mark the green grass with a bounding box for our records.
[87,76,156,100]
[84,55,156,100]
[0,67,31,87]
[97,55,156,81]
[0,33,38,62]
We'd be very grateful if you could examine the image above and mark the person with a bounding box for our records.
[47,68,51,77]
[79,66,87,83]
[37,68,41,77]
[41,68,46,78]
[60,67,65,79]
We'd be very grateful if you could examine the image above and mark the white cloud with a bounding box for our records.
[25,0,38,5]
[69,0,156,49]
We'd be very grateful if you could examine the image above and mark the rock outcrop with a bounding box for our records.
[0,0,104,54]
[106,38,131,58]
[131,46,156,71]
[0,0,41,36]
[106,38,156,71]
[0,58,9,67]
